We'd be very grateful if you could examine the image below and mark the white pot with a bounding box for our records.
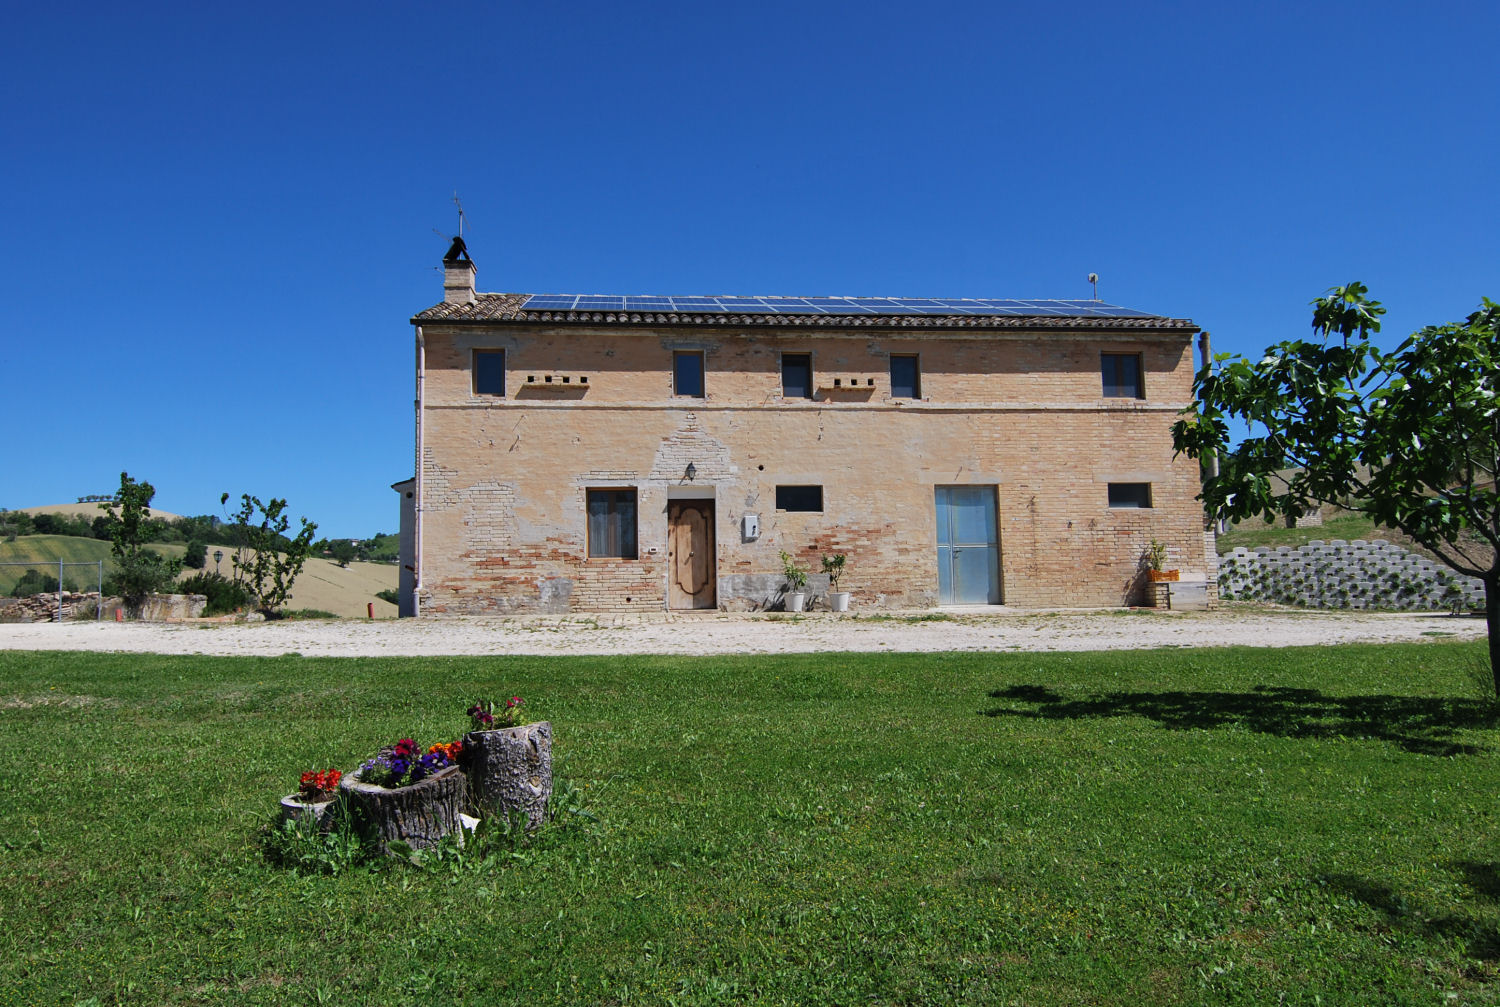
[785,592,806,612]
[828,591,851,612]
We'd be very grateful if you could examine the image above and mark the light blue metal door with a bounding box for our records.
[936,486,1001,604]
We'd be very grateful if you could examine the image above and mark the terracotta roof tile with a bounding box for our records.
[412,293,1197,331]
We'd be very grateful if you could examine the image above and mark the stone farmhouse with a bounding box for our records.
[397,239,1209,616]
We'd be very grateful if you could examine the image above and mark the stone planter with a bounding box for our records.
[463,721,552,832]
[828,591,851,612]
[339,764,464,855]
[279,793,336,831]
[785,592,807,612]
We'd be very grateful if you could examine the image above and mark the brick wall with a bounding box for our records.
[415,324,1204,613]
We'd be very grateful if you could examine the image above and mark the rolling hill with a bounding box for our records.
[0,536,396,617]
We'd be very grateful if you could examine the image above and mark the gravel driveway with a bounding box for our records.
[0,607,1484,657]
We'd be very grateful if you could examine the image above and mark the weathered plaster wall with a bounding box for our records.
[416,325,1204,614]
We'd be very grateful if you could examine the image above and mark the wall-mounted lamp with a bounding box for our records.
[685,462,697,481]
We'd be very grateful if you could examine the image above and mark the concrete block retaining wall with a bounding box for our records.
[1218,539,1484,611]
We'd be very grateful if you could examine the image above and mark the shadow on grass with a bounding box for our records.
[983,684,1498,756]
[1325,869,1500,959]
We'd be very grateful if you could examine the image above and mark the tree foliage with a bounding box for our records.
[97,472,181,608]
[1173,284,1500,684]
[328,540,358,568]
[222,492,318,614]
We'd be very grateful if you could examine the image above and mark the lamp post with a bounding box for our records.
[213,550,223,575]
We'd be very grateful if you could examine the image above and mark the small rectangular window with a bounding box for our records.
[890,354,920,398]
[587,489,638,558]
[474,349,505,396]
[775,485,823,512]
[782,353,812,399]
[1107,483,1153,508]
[673,351,704,397]
[1101,352,1143,398]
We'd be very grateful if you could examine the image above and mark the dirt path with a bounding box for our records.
[0,608,1484,658]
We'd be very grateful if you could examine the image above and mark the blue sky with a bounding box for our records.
[3,1,1495,537]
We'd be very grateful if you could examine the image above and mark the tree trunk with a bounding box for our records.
[1487,576,1499,698]
[463,721,552,831]
[339,764,464,855]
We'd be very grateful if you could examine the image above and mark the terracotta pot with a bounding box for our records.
[1148,569,1181,582]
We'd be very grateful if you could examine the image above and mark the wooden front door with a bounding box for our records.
[668,500,716,610]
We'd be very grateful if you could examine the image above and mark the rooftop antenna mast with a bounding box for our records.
[1088,272,1099,301]
[452,191,469,238]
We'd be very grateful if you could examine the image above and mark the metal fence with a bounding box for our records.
[0,560,105,621]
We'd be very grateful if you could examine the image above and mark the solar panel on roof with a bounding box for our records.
[519,293,1164,319]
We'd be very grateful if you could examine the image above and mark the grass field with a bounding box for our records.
[1215,512,1393,554]
[2,643,1498,1004]
[0,535,184,594]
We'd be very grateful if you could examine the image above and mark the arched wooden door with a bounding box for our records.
[667,500,716,610]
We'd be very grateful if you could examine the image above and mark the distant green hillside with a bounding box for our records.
[0,536,184,594]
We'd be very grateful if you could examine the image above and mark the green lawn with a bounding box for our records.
[1215,511,1395,554]
[3,644,1498,1005]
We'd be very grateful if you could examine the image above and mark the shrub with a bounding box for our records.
[376,588,400,606]
[177,572,252,617]
[183,540,207,569]
[10,570,80,597]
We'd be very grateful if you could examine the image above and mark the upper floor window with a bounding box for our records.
[587,489,638,559]
[1101,352,1143,398]
[473,349,505,396]
[890,354,921,398]
[781,353,812,399]
[674,351,705,398]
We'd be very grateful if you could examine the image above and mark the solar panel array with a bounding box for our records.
[519,294,1160,318]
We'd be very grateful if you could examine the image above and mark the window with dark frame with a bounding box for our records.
[586,489,638,558]
[673,350,705,398]
[890,354,920,398]
[1100,352,1143,398]
[775,485,823,512]
[1107,483,1153,508]
[473,349,505,396]
[781,353,812,399]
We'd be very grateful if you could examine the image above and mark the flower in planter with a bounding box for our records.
[428,740,464,762]
[468,697,528,730]
[359,737,456,789]
[297,768,342,802]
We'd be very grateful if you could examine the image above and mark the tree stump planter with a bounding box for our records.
[279,794,336,832]
[463,721,552,832]
[339,764,464,855]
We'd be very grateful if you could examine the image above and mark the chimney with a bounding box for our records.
[442,236,476,305]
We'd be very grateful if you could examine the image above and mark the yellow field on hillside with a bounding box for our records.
[20,503,182,520]
[282,556,399,618]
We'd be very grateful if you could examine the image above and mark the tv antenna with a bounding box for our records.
[452,191,469,238]
[1087,272,1099,300]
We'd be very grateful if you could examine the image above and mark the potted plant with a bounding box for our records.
[463,698,552,832]
[822,552,850,612]
[1144,538,1179,582]
[780,551,809,612]
[280,768,342,830]
[339,736,466,854]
